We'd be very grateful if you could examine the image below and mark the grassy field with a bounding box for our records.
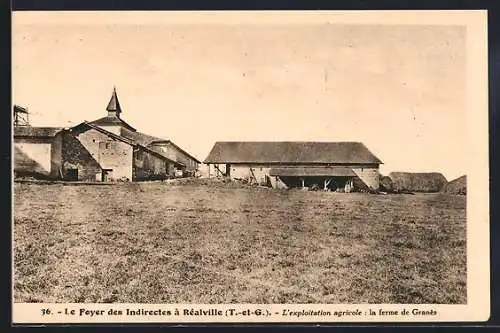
[13,181,466,304]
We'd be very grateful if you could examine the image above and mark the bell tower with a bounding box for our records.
[106,86,122,118]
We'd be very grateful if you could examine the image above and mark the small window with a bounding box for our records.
[106,142,111,149]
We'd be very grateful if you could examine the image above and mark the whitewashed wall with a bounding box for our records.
[14,142,52,174]
[208,163,380,190]
[352,167,380,190]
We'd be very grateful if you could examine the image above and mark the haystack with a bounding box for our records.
[388,172,447,193]
[379,175,394,192]
[442,175,466,195]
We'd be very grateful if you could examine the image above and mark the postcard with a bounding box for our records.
[12,10,489,324]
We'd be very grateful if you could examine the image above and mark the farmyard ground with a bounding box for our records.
[13,181,466,304]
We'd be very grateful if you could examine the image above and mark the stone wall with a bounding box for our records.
[60,131,102,181]
[133,149,168,181]
[74,128,133,181]
[14,138,52,177]
[352,167,380,190]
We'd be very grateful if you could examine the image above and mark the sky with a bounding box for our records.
[12,12,469,180]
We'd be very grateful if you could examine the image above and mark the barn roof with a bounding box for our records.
[14,126,62,138]
[269,166,356,177]
[204,141,382,164]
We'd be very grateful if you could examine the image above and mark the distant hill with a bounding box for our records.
[442,175,466,195]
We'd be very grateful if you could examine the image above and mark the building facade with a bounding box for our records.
[13,88,201,181]
[13,126,63,179]
[204,141,383,191]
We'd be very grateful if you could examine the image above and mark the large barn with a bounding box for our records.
[13,88,200,181]
[204,141,383,191]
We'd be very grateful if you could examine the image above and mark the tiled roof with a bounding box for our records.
[121,128,201,163]
[120,127,166,146]
[89,115,136,132]
[204,141,383,164]
[14,126,62,138]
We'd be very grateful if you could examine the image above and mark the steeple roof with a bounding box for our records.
[106,87,122,113]
[89,86,136,131]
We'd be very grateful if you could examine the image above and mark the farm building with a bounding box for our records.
[204,141,383,191]
[14,126,64,179]
[13,88,201,181]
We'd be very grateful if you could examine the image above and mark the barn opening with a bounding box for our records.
[269,167,356,191]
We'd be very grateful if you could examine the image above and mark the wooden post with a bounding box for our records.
[214,164,224,177]
[250,168,257,184]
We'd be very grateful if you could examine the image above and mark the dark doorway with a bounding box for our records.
[102,169,113,182]
[66,168,78,181]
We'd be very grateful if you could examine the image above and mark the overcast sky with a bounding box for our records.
[12,12,468,180]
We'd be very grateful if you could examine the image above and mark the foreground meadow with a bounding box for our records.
[13,181,466,304]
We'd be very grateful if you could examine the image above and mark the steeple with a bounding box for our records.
[106,86,122,117]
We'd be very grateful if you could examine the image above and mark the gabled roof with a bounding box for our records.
[204,141,382,165]
[70,122,185,167]
[120,127,167,146]
[121,127,201,163]
[13,105,28,114]
[89,115,136,132]
[161,140,202,164]
[14,126,62,138]
[71,122,136,146]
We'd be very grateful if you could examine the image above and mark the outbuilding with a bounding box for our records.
[13,88,201,181]
[204,141,383,191]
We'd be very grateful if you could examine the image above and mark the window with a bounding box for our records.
[106,142,111,149]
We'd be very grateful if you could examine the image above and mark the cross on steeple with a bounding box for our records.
[106,86,122,117]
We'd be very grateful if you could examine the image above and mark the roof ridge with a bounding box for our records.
[204,141,382,164]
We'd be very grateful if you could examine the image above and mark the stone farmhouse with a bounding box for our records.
[204,141,382,191]
[13,88,200,181]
